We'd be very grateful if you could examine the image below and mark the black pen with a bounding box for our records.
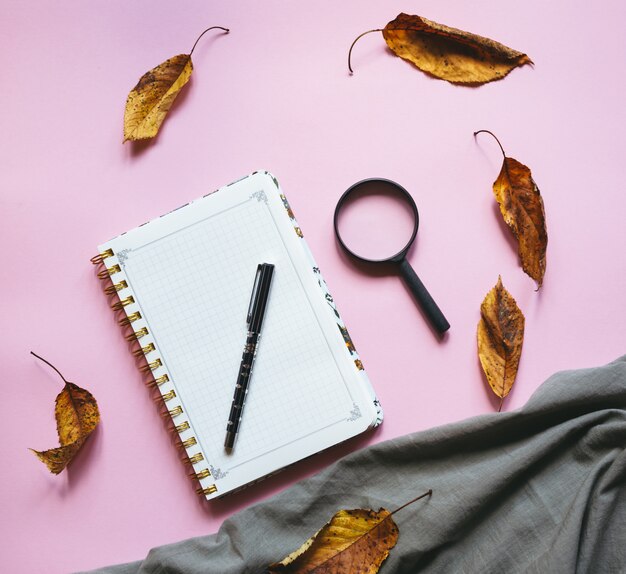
[225,263,275,450]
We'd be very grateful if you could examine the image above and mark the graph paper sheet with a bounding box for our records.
[99,171,381,499]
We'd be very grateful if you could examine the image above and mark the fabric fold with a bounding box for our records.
[79,356,626,574]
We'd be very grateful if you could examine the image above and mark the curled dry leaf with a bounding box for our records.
[349,13,532,85]
[477,277,525,411]
[268,490,432,574]
[123,26,229,142]
[30,352,100,474]
[476,130,548,288]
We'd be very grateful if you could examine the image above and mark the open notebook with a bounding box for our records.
[92,171,382,499]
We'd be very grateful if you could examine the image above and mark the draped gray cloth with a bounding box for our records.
[80,356,626,573]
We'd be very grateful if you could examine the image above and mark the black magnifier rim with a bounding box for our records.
[334,178,419,264]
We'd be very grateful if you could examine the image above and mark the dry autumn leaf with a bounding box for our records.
[348,13,532,85]
[477,277,525,411]
[30,352,100,474]
[475,130,548,288]
[123,26,229,142]
[268,490,432,574]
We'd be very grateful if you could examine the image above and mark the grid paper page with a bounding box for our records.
[123,195,354,480]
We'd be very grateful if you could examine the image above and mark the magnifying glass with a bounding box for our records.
[334,178,450,335]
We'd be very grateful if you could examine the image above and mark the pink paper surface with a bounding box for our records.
[2,1,625,572]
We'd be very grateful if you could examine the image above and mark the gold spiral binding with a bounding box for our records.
[105,280,128,295]
[193,468,211,480]
[98,264,120,279]
[166,405,183,418]
[196,485,218,496]
[162,389,176,402]
[175,421,190,433]
[154,389,174,403]
[90,249,114,264]
[154,373,170,386]
[126,326,149,341]
[111,296,135,311]
[140,358,162,373]
[92,254,211,501]
[188,452,204,464]
[182,436,197,448]
[132,342,155,357]
[118,311,142,326]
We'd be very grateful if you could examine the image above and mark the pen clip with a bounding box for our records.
[247,265,262,324]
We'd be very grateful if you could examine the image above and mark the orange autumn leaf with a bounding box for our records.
[477,277,525,411]
[349,13,532,85]
[30,352,100,474]
[476,130,548,288]
[268,491,432,574]
[123,26,229,142]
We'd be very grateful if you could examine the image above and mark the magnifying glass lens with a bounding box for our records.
[335,180,417,261]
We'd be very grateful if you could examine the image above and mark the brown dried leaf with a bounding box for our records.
[30,353,100,474]
[268,491,432,574]
[379,13,532,84]
[123,54,193,142]
[494,159,548,288]
[477,277,525,410]
[477,130,548,287]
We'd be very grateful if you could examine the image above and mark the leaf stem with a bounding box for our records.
[474,130,506,158]
[189,26,230,57]
[31,352,69,385]
[390,489,433,516]
[348,29,384,74]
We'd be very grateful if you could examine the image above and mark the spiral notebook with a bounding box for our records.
[92,171,382,500]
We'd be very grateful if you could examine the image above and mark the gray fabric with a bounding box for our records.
[80,356,626,574]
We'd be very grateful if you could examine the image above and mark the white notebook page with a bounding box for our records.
[122,192,358,481]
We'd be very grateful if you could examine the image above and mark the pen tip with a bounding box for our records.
[224,431,236,451]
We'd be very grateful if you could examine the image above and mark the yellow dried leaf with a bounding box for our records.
[30,353,100,474]
[123,54,193,142]
[269,509,398,573]
[477,277,525,410]
[123,26,229,142]
[269,491,432,574]
[32,442,83,476]
[349,13,531,85]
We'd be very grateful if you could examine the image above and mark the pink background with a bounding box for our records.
[2,1,625,572]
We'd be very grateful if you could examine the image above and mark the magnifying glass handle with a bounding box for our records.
[398,259,450,334]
